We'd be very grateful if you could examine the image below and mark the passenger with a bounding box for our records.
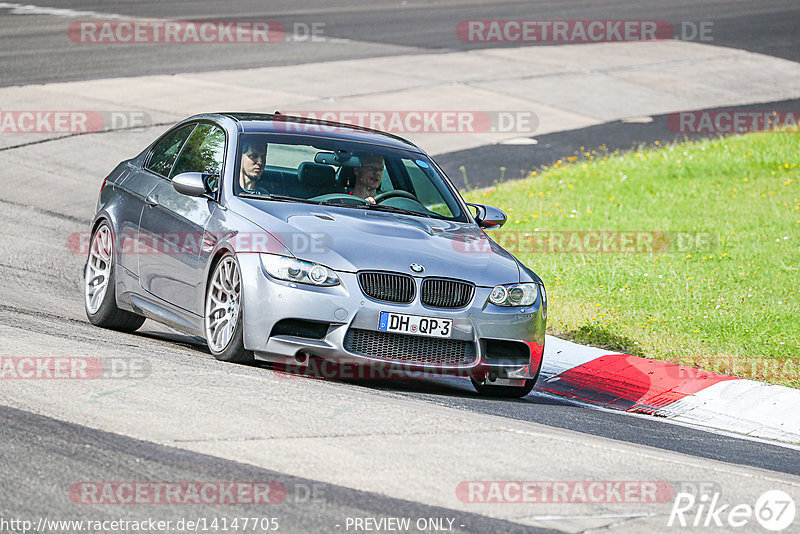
[239,142,268,193]
[350,154,384,204]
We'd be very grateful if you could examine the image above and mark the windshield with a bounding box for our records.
[235,133,467,221]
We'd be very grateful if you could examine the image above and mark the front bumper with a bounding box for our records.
[238,254,546,380]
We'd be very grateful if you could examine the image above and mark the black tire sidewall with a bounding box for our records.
[471,378,536,398]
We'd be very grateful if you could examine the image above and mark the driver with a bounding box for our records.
[239,142,268,193]
[350,154,384,204]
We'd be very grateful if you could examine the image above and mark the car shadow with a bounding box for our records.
[131,324,566,406]
[130,326,209,352]
[315,371,571,406]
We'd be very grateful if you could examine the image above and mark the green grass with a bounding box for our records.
[462,132,800,387]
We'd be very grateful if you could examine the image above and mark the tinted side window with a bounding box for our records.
[403,159,454,217]
[145,124,195,177]
[171,124,226,180]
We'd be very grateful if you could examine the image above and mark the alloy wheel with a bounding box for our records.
[205,256,242,353]
[84,225,113,314]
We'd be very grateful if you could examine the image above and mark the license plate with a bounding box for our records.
[378,312,452,338]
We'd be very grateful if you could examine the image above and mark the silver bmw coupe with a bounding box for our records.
[84,113,546,397]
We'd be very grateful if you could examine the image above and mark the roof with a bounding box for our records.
[217,112,423,152]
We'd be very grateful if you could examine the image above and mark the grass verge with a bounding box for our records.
[462,131,799,387]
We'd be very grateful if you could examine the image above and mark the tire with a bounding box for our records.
[471,359,541,398]
[204,254,253,364]
[471,376,537,398]
[84,222,146,332]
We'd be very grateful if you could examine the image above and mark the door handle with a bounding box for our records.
[145,194,159,207]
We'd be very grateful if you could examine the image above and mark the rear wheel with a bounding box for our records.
[84,222,145,332]
[204,254,253,364]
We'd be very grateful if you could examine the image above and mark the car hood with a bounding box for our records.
[234,199,521,286]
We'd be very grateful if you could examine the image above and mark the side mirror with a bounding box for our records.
[172,172,212,197]
[467,203,507,229]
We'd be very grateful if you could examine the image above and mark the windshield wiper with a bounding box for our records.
[241,193,438,219]
[327,201,433,219]
[239,192,322,205]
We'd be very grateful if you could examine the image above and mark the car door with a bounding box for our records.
[138,122,225,314]
[113,124,194,276]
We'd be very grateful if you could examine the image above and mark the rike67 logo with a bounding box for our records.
[669,490,796,531]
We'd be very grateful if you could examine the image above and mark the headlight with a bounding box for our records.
[488,285,508,305]
[260,255,339,286]
[488,283,539,307]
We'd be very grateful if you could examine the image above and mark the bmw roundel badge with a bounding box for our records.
[410,263,424,273]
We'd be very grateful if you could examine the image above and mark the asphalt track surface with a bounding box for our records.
[0,405,543,534]
[1,0,799,86]
[1,1,799,532]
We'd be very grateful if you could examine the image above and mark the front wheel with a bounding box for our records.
[471,375,537,398]
[84,222,145,332]
[204,254,253,364]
